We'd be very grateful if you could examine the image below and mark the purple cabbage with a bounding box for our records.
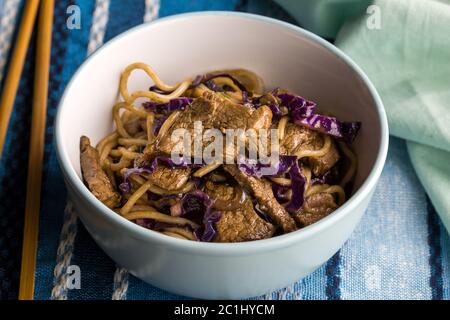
[205,80,225,92]
[198,210,221,242]
[293,114,361,144]
[180,190,220,242]
[277,92,316,118]
[272,184,290,205]
[311,167,340,186]
[152,115,167,135]
[143,97,192,113]
[119,167,153,194]
[237,155,297,178]
[242,91,253,108]
[267,103,282,118]
[191,75,204,87]
[285,161,307,214]
[135,218,154,229]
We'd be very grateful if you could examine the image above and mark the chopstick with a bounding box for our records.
[19,0,54,300]
[0,0,40,157]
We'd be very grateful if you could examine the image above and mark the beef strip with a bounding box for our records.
[223,165,297,233]
[280,122,323,155]
[147,165,191,191]
[80,136,121,208]
[294,192,338,227]
[280,122,340,176]
[139,92,273,164]
[204,182,275,242]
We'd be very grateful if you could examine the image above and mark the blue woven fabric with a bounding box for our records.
[0,0,448,300]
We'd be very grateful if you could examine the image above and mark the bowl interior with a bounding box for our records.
[58,13,382,208]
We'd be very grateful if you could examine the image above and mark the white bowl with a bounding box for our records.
[55,12,388,299]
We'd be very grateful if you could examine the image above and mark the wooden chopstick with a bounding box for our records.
[19,0,54,301]
[0,0,40,157]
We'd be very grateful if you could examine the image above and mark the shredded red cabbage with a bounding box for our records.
[237,155,297,178]
[181,190,220,242]
[285,161,307,214]
[311,167,340,186]
[119,167,153,194]
[152,115,167,135]
[272,184,290,205]
[143,97,192,113]
[277,92,316,118]
[293,114,361,144]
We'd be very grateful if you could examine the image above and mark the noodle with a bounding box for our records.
[120,180,153,215]
[118,138,148,146]
[123,210,200,229]
[162,227,197,240]
[295,135,331,159]
[269,177,291,186]
[113,103,132,138]
[146,113,155,142]
[162,231,188,240]
[155,110,180,142]
[193,162,221,177]
[306,184,346,206]
[120,63,180,93]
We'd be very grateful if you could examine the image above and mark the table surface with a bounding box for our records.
[0,0,448,300]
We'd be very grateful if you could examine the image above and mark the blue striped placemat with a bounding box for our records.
[0,0,448,300]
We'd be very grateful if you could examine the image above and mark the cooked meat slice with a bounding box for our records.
[147,165,191,191]
[294,192,338,227]
[280,122,340,176]
[223,165,297,233]
[204,181,244,211]
[204,182,275,242]
[280,122,323,155]
[214,199,275,242]
[80,136,121,208]
[309,140,340,176]
[152,92,273,157]
[246,105,273,132]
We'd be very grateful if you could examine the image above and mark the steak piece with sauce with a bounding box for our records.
[137,91,273,165]
[147,165,191,191]
[280,122,340,176]
[223,165,297,233]
[80,136,121,208]
[204,181,275,242]
[294,192,338,227]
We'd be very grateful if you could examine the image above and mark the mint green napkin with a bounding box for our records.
[336,0,450,232]
[274,0,372,38]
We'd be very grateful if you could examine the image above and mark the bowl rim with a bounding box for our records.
[55,11,389,255]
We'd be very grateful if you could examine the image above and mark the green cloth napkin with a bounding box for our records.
[336,0,450,233]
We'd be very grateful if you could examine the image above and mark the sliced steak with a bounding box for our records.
[280,122,340,176]
[204,182,275,242]
[294,192,338,227]
[280,122,323,155]
[147,165,191,191]
[223,165,297,233]
[149,92,273,158]
[80,136,121,208]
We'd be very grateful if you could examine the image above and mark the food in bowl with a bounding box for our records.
[79,62,361,243]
